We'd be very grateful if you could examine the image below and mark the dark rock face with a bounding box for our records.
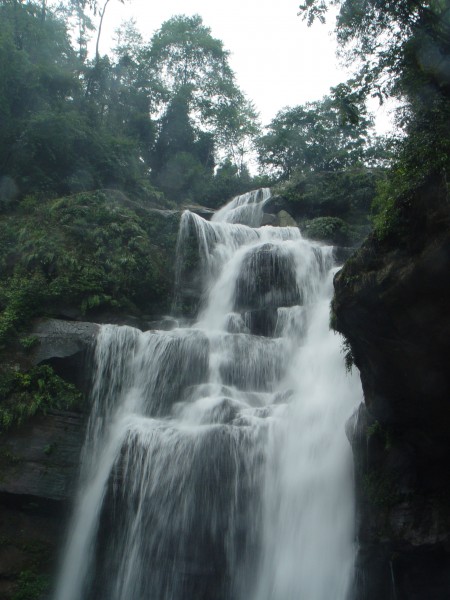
[181,204,216,220]
[0,319,98,599]
[263,194,291,215]
[0,408,86,599]
[0,410,84,502]
[234,243,300,312]
[334,178,450,599]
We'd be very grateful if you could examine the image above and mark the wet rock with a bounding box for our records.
[32,318,99,392]
[32,318,98,365]
[261,213,278,226]
[263,194,290,215]
[234,243,300,312]
[277,210,297,227]
[182,205,216,220]
[335,176,450,600]
[243,308,278,337]
[0,410,84,503]
[332,246,356,265]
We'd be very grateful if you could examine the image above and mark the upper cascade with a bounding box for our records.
[212,188,272,227]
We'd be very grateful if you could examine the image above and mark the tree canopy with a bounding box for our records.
[257,90,372,179]
[0,3,260,205]
[298,0,450,236]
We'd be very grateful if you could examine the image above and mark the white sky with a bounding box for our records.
[100,0,346,126]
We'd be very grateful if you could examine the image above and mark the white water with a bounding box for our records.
[54,189,362,600]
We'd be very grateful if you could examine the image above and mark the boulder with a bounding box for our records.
[234,243,300,311]
[261,213,279,226]
[277,210,297,227]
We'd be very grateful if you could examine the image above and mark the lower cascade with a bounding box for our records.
[54,189,363,600]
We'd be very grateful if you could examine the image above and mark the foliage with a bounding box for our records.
[0,2,259,204]
[146,15,259,187]
[302,216,353,245]
[341,338,355,372]
[203,161,272,208]
[257,91,372,179]
[299,0,450,235]
[12,570,50,600]
[274,166,382,220]
[148,14,259,165]
[0,191,178,345]
[363,470,400,507]
[0,364,82,431]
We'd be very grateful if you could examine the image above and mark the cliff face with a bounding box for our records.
[0,320,97,600]
[333,177,450,599]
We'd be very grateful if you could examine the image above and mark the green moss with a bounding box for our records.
[341,338,355,372]
[0,364,82,431]
[19,336,39,352]
[12,570,50,600]
[366,420,393,451]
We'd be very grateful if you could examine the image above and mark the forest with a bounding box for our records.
[0,0,450,599]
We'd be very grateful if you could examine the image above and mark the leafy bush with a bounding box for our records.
[274,167,382,219]
[302,217,352,245]
[0,364,82,431]
[12,570,50,600]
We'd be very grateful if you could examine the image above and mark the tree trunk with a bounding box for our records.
[95,0,111,62]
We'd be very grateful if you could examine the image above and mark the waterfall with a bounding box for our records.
[54,189,362,600]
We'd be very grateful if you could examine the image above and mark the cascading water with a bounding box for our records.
[54,189,362,600]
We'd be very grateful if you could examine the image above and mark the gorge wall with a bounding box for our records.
[333,176,450,599]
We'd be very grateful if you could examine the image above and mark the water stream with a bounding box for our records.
[54,188,362,600]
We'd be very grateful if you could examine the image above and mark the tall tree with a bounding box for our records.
[257,90,371,179]
[147,15,259,168]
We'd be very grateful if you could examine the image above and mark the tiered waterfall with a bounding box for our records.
[55,188,362,600]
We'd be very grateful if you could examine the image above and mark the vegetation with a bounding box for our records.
[0,364,82,431]
[12,570,50,600]
[299,0,450,238]
[0,191,178,346]
[257,90,374,180]
[0,2,260,205]
[256,89,389,238]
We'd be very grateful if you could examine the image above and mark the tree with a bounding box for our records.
[257,90,372,179]
[147,15,259,169]
[298,0,450,198]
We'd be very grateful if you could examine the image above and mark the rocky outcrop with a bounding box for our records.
[276,209,297,227]
[333,176,450,599]
[32,318,99,393]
